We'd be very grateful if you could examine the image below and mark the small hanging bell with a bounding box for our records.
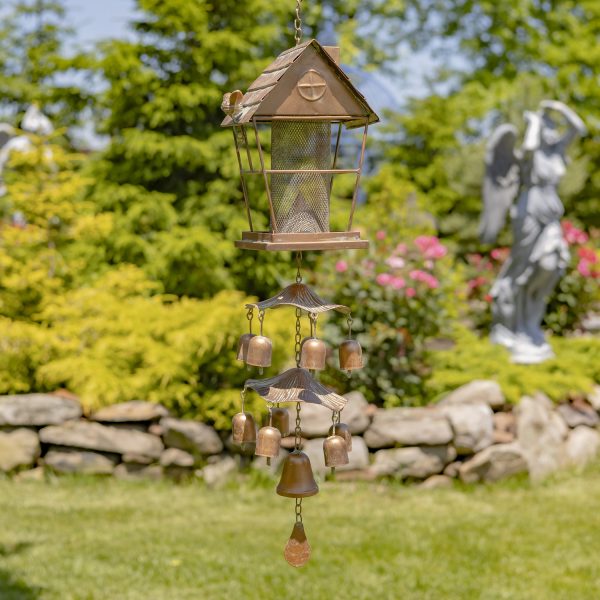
[339,339,363,372]
[323,435,349,467]
[232,412,257,444]
[246,335,272,368]
[299,337,327,370]
[236,333,255,362]
[329,422,352,452]
[271,407,290,437]
[256,425,281,459]
[276,450,319,498]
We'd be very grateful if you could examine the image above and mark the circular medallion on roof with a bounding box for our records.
[297,70,327,102]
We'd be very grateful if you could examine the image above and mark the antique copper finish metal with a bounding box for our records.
[236,333,256,362]
[246,282,350,314]
[329,422,352,452]
[246,335,272,368]
[299,337,327,370]
[256,425,282,459]
[271,407,290,437]
[276,450,319,498]
[232,412,257,444]
[323,435,349,467]
[245,367,346,411]
[339,339,363,371]
[284,522,311,568]
[221,38,378,252]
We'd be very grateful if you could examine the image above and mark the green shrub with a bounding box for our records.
[426,328,600,405]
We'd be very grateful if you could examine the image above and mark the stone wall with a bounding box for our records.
[1,382,599,487]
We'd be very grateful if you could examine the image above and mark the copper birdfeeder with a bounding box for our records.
[225,2,377,568]
[221,38,378,252]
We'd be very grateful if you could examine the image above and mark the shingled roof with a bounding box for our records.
[221,39,379,129]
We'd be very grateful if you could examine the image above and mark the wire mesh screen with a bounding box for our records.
[271,121,332,233]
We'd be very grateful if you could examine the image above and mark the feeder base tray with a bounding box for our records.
[235,231,369,251]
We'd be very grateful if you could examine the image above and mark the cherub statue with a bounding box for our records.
[480,100,587,363]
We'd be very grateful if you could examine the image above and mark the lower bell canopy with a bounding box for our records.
[276,450,319,498]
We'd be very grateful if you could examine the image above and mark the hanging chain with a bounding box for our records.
[295,308,302,366]
[331,410,340,435]
[240,389,246,413]
[295,401,302,450]
[294,252,303,366]
[295,497,303,523]
[258,309,265,336]
[347,314,353,338]
[295,251,303,284]
[246,307,254,334]
[294,0,303,46]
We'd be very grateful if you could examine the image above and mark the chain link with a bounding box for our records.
[295,251,303,284]
[258,309,265,336]
[295,401,302,450]
[347,314,353,337]
[294,0,303,46]
[295,307,302,366]
[246,307,254,334]
[295,497,303,523]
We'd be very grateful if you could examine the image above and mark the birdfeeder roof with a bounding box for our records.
[221,39,379,129]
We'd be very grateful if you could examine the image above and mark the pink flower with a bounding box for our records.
[406,287,416,298]
[490,247,509,261]
[563,220,589,245]
[391,276,406,289]
[414,235,448,259]
[424,260,434,270]
[578,247,598,263]
[386,256,405,269]
[376,273,393,286]
[376,230,386,240]
[335,260,348,273]
[409,269,439,289]
[395,243,407,255]
[578,260,593,278]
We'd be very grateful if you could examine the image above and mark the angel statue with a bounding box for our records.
[480,100,587,364]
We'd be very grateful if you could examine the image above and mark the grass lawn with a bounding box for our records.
[1,467,600,600]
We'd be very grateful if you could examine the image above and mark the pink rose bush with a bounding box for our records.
[465,220,599,333]
[319,232,452,407]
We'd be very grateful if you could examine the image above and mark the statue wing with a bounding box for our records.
[479,124,520,244]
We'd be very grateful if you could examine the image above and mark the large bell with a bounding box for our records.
[246,335,272,368]
[236,333,255,362]
[299,337,327,370]
[329,422,352,452]
[339,339,363,372]
[256,425,281,459]
[323,435,349,467]
[232,412,257,444]
[271,407,290,437]
[276,450,319,498]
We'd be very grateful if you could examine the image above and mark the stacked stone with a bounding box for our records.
[1,382,599,487]
[0,395,228,483]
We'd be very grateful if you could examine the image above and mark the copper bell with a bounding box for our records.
[246,335,272,368]
[339,339,363,371]
[271,407,290,437]
[256,425,281,459]
[329,422,352,452]
[299,337,327,370]
[323,435,349,467]
[232,412,257,444]
[276,450,319,498]
[236,333,255,362]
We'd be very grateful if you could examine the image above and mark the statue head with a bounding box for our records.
[540,110,562,146]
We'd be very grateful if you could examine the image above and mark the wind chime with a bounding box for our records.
[221,0,378,567]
